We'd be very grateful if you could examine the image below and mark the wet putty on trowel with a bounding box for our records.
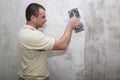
[68,8,83,33]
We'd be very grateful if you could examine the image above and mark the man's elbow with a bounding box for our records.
[58,44,67,50]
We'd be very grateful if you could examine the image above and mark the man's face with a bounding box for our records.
[35,8,47,28]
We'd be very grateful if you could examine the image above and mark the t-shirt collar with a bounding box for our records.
[24,25,37,30]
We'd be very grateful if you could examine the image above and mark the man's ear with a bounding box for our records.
[30,15,37,22]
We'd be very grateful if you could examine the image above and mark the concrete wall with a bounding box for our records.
[84,0,120,80]
[0,0,25,80]
[0,0,120,80]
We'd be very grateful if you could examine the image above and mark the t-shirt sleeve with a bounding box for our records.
[25,31,55,50]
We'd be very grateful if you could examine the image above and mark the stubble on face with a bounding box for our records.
[36,9,46,28]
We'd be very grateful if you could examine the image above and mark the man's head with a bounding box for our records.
[25,3,47,28]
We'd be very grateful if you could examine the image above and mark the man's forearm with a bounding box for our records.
[52,23,73,50]
[52,16,78,50]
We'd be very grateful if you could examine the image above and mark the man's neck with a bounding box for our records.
[26,21,38,29]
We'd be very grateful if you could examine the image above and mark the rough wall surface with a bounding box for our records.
[84,0,120,80]
[0,0,120,80]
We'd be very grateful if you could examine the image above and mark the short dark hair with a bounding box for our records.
[25,3,45,21]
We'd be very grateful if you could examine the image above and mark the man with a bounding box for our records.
[17,3,78,80]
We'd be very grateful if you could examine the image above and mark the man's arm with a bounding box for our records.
[52,17,78,50]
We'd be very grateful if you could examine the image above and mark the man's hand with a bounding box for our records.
[68,16,79,29]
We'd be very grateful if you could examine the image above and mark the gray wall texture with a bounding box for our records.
[84,0,120,80]
[0,0,120,80]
